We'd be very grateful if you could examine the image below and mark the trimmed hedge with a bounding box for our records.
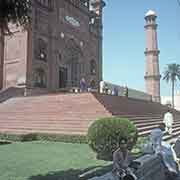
[0,133,87,144]
[87,117,138,161]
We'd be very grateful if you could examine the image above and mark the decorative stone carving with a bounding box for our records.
[35,38,48,62]
[5,36,22,60]
[90,60,97,75]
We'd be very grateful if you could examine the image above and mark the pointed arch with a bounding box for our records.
[90,59,97,75]
[35,38,47,62]
[63,38,84,87]
[34,68,47,88]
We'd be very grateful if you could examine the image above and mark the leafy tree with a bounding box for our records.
[163,63,180,108]
[0,0,30,89]
[177,0,180,7]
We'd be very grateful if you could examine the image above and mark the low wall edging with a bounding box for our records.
[88,154,166,180]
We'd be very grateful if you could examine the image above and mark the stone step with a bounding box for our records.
[0,92,180,144]
[132,118,180,123]
[0,126,88,133]
[135,120,180,127]
[0,122,92,128]
[135,121,163,127]
[0,114,107,119]
[119,116,162,120]
[132,119,163,124]
[0,120,94,124]
[140,125,180,136]
[138,123,180,132]
[0,128,87,135]
[163,130,180,141]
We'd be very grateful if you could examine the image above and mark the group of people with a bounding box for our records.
[112,109,178,180]
[80,79,120,96]
[79,78,97,92]
[99,81,130,97]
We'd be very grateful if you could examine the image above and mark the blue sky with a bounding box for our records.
[102,0,180,96]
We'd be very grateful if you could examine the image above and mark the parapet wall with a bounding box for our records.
[101,81,152,101]
[0,87,24,103]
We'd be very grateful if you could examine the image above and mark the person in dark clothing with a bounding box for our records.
[112,139,137,180]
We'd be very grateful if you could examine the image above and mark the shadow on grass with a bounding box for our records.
[0,140,12,145]
[28,164,112,180]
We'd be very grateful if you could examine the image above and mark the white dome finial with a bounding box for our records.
[145,10,156,17]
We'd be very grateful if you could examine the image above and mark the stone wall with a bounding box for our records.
[0,87,24,103]
[24,87,49,96]
[101,81,152,101]
[3,29,28,89]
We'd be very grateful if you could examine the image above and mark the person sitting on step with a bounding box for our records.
[163,109,174,135]
[112,139,137,180]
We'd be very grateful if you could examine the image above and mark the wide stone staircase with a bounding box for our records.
[0,92,180,143]
[93,93,180,143]
[0,93,111,135]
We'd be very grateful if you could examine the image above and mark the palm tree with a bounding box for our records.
[0,0,30,89]
[163,63,180,108]
[177,0,180,7]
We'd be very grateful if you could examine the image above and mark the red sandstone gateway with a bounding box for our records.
[0,0,105,92]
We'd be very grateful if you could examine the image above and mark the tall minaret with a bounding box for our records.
[90,0,106,82]
[144,10,161,103]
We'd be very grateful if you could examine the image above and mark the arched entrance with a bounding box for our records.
[59,66,67,88]
[34,68,47,88]
[63,39,84,87]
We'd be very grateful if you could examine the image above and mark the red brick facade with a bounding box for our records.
[0,0,105,92]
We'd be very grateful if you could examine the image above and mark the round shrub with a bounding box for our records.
[87,117,138,161]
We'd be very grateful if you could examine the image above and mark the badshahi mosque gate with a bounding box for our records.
[0,0,105,92]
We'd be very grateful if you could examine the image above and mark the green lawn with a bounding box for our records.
[0,141,111,180]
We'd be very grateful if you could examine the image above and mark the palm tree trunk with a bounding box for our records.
[172,80,175,109]
[0,27,4,90]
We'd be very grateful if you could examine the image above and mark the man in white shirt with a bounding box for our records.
[163,109,174,135]
[99,81,105,94]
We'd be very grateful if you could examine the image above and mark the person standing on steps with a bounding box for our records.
[80,78,87,92]
[163,109,174,135]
